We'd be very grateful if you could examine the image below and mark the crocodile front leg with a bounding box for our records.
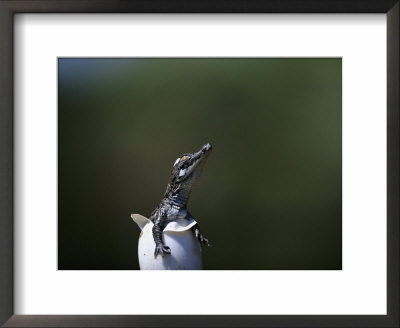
[187,212,211,247]
[152,209,171,258]
[192,223,211,247]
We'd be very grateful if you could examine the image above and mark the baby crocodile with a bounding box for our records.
[150,143,212,258]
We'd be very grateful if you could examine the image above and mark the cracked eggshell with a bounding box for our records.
[131,214,203,270]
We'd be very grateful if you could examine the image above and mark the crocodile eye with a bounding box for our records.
[181,155,189,161]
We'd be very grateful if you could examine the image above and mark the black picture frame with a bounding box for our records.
[0,1,398,327]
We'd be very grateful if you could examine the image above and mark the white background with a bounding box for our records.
[14,14,387,315]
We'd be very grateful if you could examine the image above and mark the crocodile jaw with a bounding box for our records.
[174,143,212,183]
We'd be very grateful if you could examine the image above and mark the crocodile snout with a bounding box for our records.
[202,143,212,153]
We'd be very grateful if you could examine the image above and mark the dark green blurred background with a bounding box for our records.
[58,58,341,270]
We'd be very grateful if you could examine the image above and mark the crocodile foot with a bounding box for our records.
[193,228,211,247]
[154,244,171,258]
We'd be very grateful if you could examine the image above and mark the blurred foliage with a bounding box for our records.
[58,58,341,270]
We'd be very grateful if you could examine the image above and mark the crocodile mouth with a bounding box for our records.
[175,143,212,182]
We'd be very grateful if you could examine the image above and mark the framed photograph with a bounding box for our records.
[0,1,398,327]
[57,57,342,272]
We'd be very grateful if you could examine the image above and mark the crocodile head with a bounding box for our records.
[170,143,212,186]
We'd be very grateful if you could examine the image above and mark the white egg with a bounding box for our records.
[131,214,203,270]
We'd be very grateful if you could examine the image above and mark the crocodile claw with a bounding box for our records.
[154,244,171,258]
[194,228,211,247]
